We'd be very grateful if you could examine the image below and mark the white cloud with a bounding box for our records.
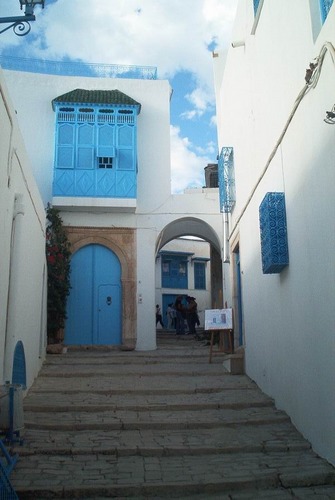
[2,0,236,88]
[184,86,215,119]
[170,125,212,194]
[1,0,237,192]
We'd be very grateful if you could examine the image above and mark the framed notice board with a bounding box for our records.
[205,308,233,331]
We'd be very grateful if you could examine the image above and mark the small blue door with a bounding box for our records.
[65,244,121,345]
[234,249,243,347]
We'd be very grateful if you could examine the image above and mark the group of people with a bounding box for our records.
[156,296,200,336]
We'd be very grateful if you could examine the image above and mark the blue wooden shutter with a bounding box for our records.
[194,262,206,290]
[56,123,75,168]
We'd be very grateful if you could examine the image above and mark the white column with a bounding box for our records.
[136,227,157,351]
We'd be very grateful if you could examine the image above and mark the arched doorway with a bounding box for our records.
[65,244,122,345]
[155,217,223,328]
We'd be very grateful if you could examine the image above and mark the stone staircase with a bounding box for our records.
[10,334,335,498]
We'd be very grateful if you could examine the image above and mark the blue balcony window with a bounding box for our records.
[218,147,235,213]
[320,0,334,22]
[52,89,141,199]
[259,192,289,274]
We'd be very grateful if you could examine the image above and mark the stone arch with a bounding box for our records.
[71,235,130,280]
[156,217,221,254]
[156,216,223,310]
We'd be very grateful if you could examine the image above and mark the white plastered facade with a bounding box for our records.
[0,69,46,390]
[1,70,223,356]
[214,0,335,465]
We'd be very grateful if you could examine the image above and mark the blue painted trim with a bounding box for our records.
[159,251,194,257]
[320,0,334,22]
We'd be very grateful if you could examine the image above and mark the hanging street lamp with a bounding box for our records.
[0,0,45,36]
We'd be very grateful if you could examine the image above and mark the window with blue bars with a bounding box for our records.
[320,0,334,22]
[161,256,188,289]
[259,192,289,274]
[194,262,206,290]
[218,147,235,213]
[53,103,137,198]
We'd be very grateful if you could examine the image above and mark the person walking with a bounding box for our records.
[186,296,198,335]
[174,296,185,335]
[166,303,174,330]
[155,305,164,328]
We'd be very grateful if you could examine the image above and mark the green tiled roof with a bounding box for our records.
[52,89,141,112]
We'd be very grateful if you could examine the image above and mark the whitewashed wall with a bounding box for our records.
[0,69,46,390]
[1,71,172,209]
[3,70,223,353]
[214,0,335,465]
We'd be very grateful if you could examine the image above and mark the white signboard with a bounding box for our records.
[205,308,233,331]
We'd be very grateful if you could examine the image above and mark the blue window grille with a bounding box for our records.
[320,0,334,22]
[53,104,138,198]
[161,253,191,289]
[218,147,235,213]
[253,0,261,14]
[259,192,289,274]
[194,262,206,290]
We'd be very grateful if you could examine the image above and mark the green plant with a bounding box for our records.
[46,204,71,343]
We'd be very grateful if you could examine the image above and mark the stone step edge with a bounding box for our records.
[23,401,274,412]
[37,371,229,378]
[44,356,213,364]
[13,470,335,499]
[25,387,255,396]
[24,415,290,431]
[14,442,311,457]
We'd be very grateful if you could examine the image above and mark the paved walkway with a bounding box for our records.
[10,334,335,498]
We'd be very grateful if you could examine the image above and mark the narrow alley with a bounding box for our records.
[10,334,335,499]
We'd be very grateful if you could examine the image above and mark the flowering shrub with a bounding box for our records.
[46,204,71,343]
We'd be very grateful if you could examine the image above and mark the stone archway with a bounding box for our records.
[156,217,223,313]
[156,217,221,255]
[66,226,137,347]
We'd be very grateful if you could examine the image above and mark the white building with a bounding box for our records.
[1,61,223,388]
[213,0,335,465]
[0,69,46,391]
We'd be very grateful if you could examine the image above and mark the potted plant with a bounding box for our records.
[46,204,71,348]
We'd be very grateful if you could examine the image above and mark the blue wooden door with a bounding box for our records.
[234,250,243,347]
[65,244,121,345]
[97,284,121,344]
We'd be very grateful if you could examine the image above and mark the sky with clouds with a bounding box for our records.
[1,0,237,193]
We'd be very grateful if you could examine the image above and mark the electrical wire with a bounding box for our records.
[229,42,335,241]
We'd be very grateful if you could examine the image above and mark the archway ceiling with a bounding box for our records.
[157,217,221,254]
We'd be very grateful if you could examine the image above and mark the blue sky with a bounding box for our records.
[0,0,237,193]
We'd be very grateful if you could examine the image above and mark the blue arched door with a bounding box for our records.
[65,244,122,345]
